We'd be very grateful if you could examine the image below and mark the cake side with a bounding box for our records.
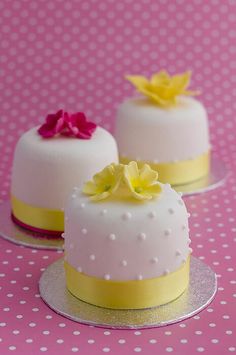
[115,96,210,163]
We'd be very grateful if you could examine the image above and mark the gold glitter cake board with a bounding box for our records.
[0,201,64,250]
[39,257,217,329]
[175,157,228,196]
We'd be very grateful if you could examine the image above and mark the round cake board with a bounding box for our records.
[175,156,228,196]
[0,201,64,250]
[39,257,217,329]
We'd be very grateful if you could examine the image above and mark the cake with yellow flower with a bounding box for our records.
[115,70,210,185]
[11,110,118,236]
[64,162,192,309]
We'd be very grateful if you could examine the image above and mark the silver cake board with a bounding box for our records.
[175,156,228,196]
[39,257,217,329]
[0,201,64,250]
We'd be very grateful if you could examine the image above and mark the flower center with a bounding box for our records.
[134,186,142,193]
[104,184,111,192]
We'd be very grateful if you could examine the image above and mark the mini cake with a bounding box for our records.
[115,71,210,185]
[64,162,192,309]
[11,110,118,236]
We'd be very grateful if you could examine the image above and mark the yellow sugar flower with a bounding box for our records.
[124,161,162,201]
[126,70,198,107]
[83,163,124,201]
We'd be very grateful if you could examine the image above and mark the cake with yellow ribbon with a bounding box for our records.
[11,110,118,236]
[64,162,192,309]
[115,70,210,185]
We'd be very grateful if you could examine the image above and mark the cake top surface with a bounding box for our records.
[82,161,163,203]
[126,70,199,107]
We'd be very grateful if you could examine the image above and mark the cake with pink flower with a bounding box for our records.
[115,70,210,185]
[11,110,118,236]
[64,161,192,309]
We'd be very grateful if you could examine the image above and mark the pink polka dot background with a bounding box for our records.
[0,0,236,354]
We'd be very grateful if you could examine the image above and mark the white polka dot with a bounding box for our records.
[40,347,47,352]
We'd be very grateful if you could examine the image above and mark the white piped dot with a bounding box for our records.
[189,247,193,253]
[69,243,74,250]
[137,274,143,280]
[100,209,107,216]
[148,211,156,219]
[187,213,191,218]
[178,192,183,196]
[81,228,87,235]
[168,208,174,214]
[138,232,146,241]
[163,269,170,275]
[108,233,116,241]
[122,212,132,220]
[176,249,181,256]
[104,274,110,280]
[77,267,82,273]
[165,183,171,188]
[121,260,127,267]
[150,257,159,264]
[187,238,191,245]
[71,194,77,199]
[164,228,172,236]
[80,203,85,209]
[61,233,65,239]
[89,254,95,261]
[73,187,79,193]
[65,216,69,222]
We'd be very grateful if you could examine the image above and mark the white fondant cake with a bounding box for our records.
[115,96,209,163]
[115,71,210,185]
[65,183,190,280]
[64,162,192,309]
[11,126,118,233]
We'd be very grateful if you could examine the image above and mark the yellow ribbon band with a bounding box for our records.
[11,195,64,232]
[65,257,190,309]
[120,152,210,186]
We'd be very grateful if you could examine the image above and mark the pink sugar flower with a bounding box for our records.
[63,112,97,139]
[38,110,97,139]
[38,109,66,138]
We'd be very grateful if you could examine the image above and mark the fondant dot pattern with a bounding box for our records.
[65,185,189,280]
[0,0,236,354]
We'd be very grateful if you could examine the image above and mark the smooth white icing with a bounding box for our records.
[115,96,210,162]
[64,184,191,281]
[11,127,118,209]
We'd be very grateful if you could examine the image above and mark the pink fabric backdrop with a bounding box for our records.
[0,0,236,354]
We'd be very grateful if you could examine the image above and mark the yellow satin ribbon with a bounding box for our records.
[65,257,190,309]
[120,152,210,186]
[11,195,64,232]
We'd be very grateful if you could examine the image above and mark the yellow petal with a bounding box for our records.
[151,70,170,86]
[90,191,111,201]
[137,86,171,106]
[125,75,149,90]
[93,165,114,185]
[146,183,162,196]
[171,71,191,92]
[83,181,99,195]
[125,161,140,181]
[139,164,158,186]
